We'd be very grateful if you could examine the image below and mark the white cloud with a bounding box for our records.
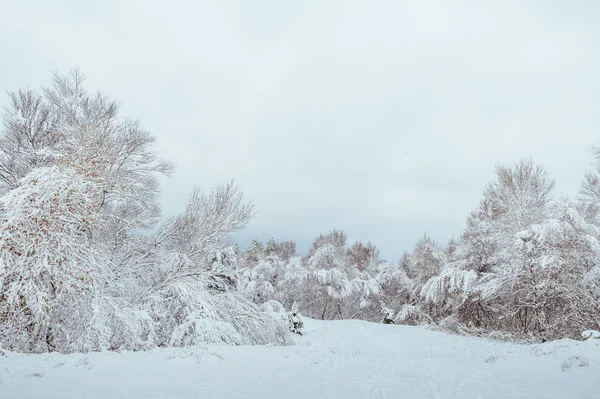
[1,0,599,260]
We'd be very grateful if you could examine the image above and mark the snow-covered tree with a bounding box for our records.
[0,71,291,353]
[275,240,296,261]
[243,239,265,267]
[237,256,282,304]
[405,235,446,286]
[141,182,290,346]
[303,241,356,319]
[271,256,308,309]
[1,69,172,243]
[299,230,381,320]
[415,160,558,332]
[496,200,600,340]
[0,165,108,352]
[457,160,554,275]
[347,241,380,273]
[375,262,412,312]
[265,238,278,257]
[578,146,600,224]
[308,228,347,257]
[0,80,165,352]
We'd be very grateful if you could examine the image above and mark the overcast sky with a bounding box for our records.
[1,0,599,261]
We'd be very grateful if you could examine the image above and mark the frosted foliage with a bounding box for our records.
[273,256,308,309]
[376,263,412,303]
[502,200,600,340]
[578,145,600,223]
[0,167,109,352]
[483,159,554,228]
[209,246,238,273]
[347,241,380,272]
[309,229,347,256]
[275,241,296,261]
[4,72,600,353]
[380,301,394,324]
[440,198,600,340]
[0,167,158,353]
[395,161,600,341]
[100,298,155,351]
[454,160,555,277]
[237,254,286,304]
[301,244,379,320]
[420,268,478,306]
[242,239,265,266]
[166,181,254,265]
[236,233,386,322]
[395,305,433,326]
[1,70,173,259]
[138,186,288,347]
[307,244,346,271]
[406,235,446,284]
[312,268,358,300]
[0,71,291,353]
[144,282,291,347]
[459,213,500,273]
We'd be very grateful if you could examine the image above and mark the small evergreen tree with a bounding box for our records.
[288,302,304,335]
[265,238,278,257]
[380,301,395,324]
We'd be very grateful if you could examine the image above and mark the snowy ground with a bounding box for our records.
[1,319,599,399]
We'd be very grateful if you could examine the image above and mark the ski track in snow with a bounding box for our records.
[1,319,599,399]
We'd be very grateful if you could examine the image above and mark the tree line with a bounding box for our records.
[0,71,598,353]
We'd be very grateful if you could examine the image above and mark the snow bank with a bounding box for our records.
[1,319,599,399]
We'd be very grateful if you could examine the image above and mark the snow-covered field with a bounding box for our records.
[1,319,599,399]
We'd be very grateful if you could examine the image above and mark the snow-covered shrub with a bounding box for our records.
[582,330,600,340]
[288,302,304,335]
[395,305,433,326]
[144,280,291,346]
[140,184,292,348]
[380,301,395,324]
[101,298,155,351]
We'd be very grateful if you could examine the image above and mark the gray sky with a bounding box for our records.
[1,0,599,261]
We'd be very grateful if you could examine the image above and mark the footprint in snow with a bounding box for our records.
[561,356,589,372]
[76,357,92,369]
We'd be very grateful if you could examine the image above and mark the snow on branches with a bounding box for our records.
[2,71,600,352]
[0,71,290,353]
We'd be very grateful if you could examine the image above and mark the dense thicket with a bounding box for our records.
[236,160,600,342]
